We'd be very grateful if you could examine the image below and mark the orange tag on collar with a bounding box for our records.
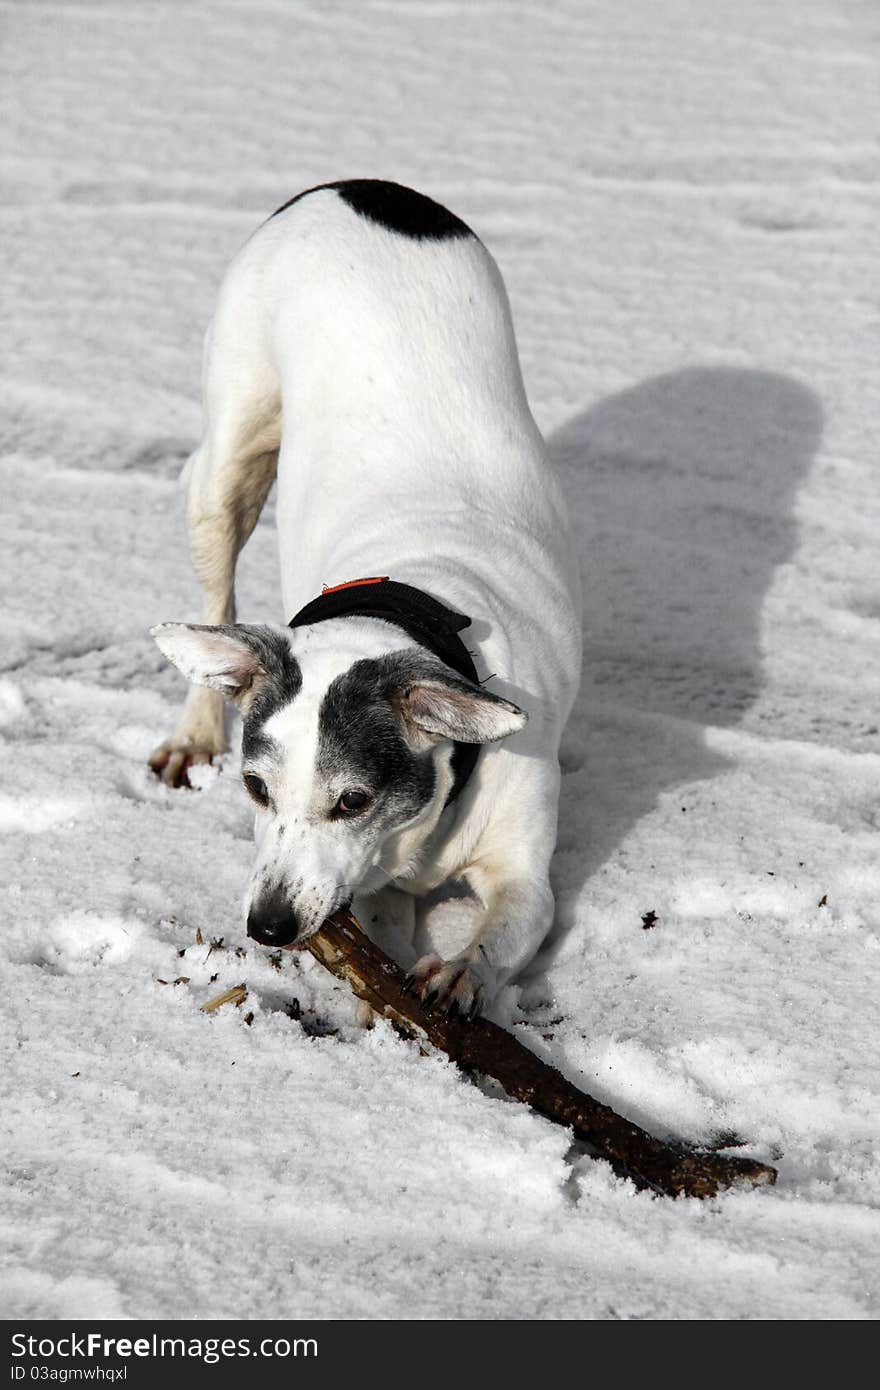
[321,576,389,596]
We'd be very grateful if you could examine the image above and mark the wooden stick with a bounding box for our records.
[304,910,777,1198]
[201,983,248,1013]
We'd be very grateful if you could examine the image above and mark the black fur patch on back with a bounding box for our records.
[269,179,473,241]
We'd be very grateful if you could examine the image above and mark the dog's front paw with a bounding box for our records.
[404,952,486,1020]
[148,736,216,789]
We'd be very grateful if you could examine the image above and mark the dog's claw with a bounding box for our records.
[406,952,487,1020]
[148,739,215,789]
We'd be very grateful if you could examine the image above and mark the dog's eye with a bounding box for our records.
[243,773,270,807]
[335,788,370,816]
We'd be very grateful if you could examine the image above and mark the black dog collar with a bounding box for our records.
[288,576,481,803]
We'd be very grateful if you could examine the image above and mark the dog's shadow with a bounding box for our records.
[526,365,822,991]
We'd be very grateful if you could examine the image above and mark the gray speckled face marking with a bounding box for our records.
[316,652,440,833]
[238,628,302,765]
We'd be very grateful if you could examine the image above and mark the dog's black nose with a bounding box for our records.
[246,888,300,948]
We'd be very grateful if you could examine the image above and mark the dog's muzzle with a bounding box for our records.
[246,886,302,949]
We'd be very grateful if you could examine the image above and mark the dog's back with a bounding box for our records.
[199,179,580,703]
[219,179,528,456]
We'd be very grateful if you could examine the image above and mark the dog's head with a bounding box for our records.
[151,621,527,947]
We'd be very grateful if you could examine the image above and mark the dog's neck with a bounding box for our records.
[288,576,478,680]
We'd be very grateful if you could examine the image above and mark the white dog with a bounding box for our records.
[150,179,581,1017]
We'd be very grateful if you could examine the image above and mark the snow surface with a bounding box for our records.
[2,0,879,1321]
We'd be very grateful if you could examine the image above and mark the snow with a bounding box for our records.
[2,0,879,1321]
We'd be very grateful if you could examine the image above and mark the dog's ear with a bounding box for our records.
[396,666,527,745]
[150,623,292,705]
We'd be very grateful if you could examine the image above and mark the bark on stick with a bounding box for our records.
[303,910,777,1198]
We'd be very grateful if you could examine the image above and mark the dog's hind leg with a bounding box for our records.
[149,311,281,787]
